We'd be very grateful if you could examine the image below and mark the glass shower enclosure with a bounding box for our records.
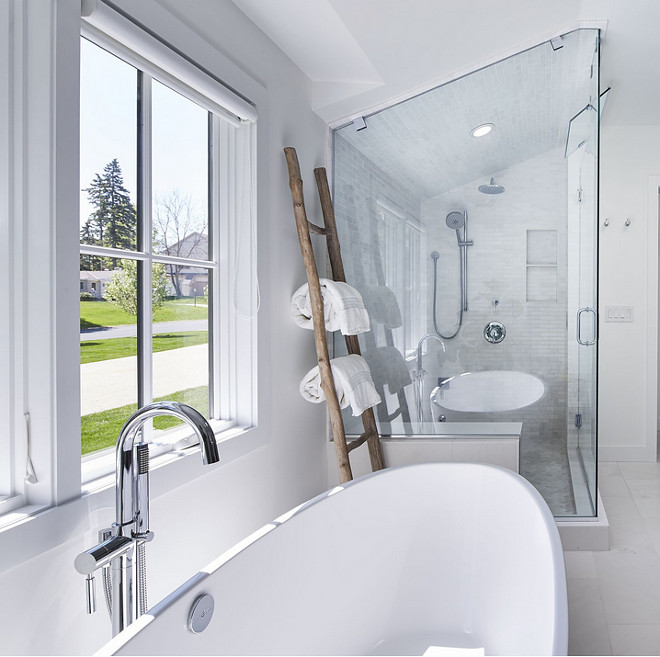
[331,29,600,518]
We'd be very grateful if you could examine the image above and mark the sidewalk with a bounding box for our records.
[80,319,208,341]
[81,343,208,415]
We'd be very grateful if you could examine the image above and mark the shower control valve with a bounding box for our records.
[484,321,506,344]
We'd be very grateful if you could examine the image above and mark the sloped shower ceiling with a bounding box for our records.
[337,29,598,200]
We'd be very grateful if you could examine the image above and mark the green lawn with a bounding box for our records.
[81,385,209,455]
[80,298,207,330]
[81,331,208,364]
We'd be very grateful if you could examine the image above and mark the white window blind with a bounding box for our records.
[81,0,257,125]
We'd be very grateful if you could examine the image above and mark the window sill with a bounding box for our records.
[0,494,27,516]
[81,418,236,491]
[0,498,49,533]
[0,422,264,576]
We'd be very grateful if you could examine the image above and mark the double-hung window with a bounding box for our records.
[0,0,257,532]
[78,7,258,481]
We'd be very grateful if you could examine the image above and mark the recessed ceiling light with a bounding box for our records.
[471,123,493,138]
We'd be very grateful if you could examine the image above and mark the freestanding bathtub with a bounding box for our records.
[98,463,568,656]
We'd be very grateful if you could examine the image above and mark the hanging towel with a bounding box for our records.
[364,285,403,329]
[290,279,370,335]
[299,354,381,416]
[363,346,412,395]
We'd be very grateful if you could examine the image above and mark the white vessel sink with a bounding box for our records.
[431,370,545,413]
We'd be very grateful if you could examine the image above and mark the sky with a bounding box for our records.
[79,38,209,245]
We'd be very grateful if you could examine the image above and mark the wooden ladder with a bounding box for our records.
[284,147,385,483]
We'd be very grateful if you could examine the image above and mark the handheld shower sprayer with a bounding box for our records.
[431,210,472,340]
[446,211,465,246]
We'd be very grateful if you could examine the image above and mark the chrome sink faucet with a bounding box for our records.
[75,402,220,636]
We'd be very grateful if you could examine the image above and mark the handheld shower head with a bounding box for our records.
[446,211,465,229]
[446,211,465,245]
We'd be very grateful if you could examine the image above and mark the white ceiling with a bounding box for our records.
[231,0,660,127]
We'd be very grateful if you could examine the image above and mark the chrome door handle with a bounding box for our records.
[577,307,597,345]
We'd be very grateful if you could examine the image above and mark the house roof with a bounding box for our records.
[161,231,208,260]
[80,270,115,282]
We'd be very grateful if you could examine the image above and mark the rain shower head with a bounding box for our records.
[478,177,505,194]
[446,211,465,229]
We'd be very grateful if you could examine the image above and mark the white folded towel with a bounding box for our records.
[299,354,381,416]
[365,285,403,329]
[291,279,370,335]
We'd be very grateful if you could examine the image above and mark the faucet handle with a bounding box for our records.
[74,534,134,575]
[85,574,96,614]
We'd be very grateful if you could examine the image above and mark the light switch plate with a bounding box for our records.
[604,306,633,322]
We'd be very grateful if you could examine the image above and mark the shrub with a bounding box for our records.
[105,259,169,315]
[80,291,97,301]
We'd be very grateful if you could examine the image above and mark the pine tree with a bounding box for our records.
[80,159,137,270]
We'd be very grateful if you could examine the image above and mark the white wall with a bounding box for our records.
[598,125,660,462]
[0,1,328,654]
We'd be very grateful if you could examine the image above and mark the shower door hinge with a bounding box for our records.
[575,413,583,429]
[577,187,583,203]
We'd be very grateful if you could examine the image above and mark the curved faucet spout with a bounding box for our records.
[116,401,220,528]
[414,334,446,423]
[416,333,446,372]
[117,401,219,465]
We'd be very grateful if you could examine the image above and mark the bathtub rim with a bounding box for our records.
[95,462,568,656]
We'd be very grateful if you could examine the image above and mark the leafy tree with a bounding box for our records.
[81,159,136,270]
[153,191,207,297]
[105,260,169,316]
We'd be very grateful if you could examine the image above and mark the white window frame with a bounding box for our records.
[0,0,258,522]
[78,15,258,483]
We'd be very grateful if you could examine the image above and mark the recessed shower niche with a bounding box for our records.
[331,29,600,518]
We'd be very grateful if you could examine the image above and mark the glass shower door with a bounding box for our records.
[576,173,598,514]
[572,118,599,515]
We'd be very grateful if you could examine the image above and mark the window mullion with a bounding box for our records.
[137,71,153,408]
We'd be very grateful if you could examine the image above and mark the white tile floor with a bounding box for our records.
[567,460,660,656]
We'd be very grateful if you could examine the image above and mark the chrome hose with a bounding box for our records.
[102,565,112,620]
[136,542,148,616]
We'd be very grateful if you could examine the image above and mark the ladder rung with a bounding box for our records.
[347,430,377,453]
[307,221,329,236]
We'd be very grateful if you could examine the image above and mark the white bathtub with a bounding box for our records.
[98,463,568,656]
